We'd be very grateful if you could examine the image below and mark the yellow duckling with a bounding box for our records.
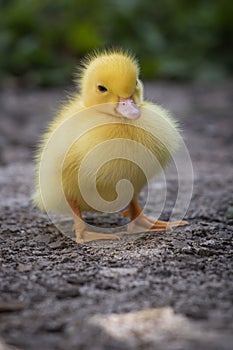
[33,49,187,243]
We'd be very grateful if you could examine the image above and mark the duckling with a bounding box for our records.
[33,49,187,243]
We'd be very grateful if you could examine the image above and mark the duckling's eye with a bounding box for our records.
[97,85,108,92]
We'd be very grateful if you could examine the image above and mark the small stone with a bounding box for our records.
[43,321,65,333]
[0,301,25,313]
[56,288,81,299]
[49,240,65,249]
[226,204,233,218]
[17,263,32,272]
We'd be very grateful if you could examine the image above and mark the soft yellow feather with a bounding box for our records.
[33,50,180,215]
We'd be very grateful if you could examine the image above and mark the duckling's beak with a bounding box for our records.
[115,97,141,120]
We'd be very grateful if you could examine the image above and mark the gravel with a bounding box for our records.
[0,82,232,349]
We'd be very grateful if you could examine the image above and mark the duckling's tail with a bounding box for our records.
[32,189,46,212]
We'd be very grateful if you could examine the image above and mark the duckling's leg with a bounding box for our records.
[67,199,122,243]
[123,198,188,234]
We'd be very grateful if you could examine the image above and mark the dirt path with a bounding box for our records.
[0,83,232,350]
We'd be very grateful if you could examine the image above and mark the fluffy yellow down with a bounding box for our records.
[33,50,180,214]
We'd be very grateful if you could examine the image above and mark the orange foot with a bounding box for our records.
[126,213,188,234]
[76,231,122,244]
[68,198,124,244]
[122,198,188,234]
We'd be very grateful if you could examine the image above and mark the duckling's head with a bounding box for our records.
[78,50,143,120]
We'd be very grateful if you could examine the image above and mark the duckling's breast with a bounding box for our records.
[62,115,178,212]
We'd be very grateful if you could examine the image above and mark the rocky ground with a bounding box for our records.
[0,82,232,350]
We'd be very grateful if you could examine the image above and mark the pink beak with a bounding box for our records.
[115,97,141,120]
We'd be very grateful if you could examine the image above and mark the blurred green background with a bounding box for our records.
[0,0,232,86]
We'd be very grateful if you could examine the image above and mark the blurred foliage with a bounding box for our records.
[0,0,232,86]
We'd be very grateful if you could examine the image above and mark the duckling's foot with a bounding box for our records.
[76,230,123,244]
[127,213,188,234]
[122,198,188,234]
[72,214,123,243]
[67,198,123,244]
